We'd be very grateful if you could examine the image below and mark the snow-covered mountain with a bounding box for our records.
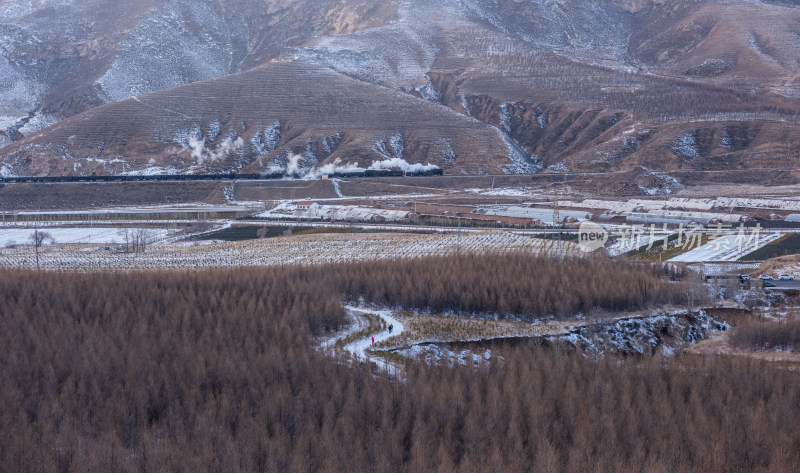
[1,0,800,179]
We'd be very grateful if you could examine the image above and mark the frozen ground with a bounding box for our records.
[397,344,492,367]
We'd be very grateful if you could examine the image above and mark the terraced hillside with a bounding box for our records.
[0,0,399,146]
[2,0,800,182]
[1,61,514,176]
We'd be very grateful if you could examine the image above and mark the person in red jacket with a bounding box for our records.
[371,336,374,345]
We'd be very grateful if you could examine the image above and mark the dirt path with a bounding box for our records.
[319,308,370,350]
[319,306,405,374]
[342,306,404,373]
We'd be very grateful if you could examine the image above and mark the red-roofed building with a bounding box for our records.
[295,201,320,210]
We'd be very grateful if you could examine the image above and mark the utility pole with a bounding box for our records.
[33,227,39,270]
[553,196,560,226]
[457,216,461,255]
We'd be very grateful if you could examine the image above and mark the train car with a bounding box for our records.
[363,169,404,177]
[0,166,443,184]
[261,172,286,179]
[406,168,444,177]
[233,173,262,180]
[328,170,366,179]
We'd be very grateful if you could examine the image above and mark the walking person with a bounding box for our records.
[371,336,374,345]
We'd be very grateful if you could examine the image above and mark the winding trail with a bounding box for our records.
[319,307,369,351]
[326,306,405,374]
[344,306,404,357]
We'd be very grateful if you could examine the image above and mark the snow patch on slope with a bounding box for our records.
[297,18,437,90]
[0,54,43,138]
[1,163,17,177]
[670,131,700,159]
[250,121,281,156]
[96,0,247,102]
[0,0,77,18]
[175,123,246,166]
[555,311,729,356]
[460,0,623,65]
[498,130,542,174]
[637,169,683,196]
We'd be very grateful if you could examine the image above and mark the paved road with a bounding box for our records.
[764,280,800,290]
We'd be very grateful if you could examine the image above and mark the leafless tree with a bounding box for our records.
[131,228,152,255]
[118,228,131,253]
[1,260,794,473]
[29,228,53,269]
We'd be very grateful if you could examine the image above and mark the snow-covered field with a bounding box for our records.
[483,206,592,224]
[606,230,674,256]
[465,187,533,197]
[258,202,411,222]
[669,232,783,263]
[0,231,580,270]
[0,227,170,248]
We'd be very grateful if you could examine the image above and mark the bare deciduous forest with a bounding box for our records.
[731,318,800,352]
[1,256,798,472]
[334,255,694,319]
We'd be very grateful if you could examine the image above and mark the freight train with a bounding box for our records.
[0,168,443,183]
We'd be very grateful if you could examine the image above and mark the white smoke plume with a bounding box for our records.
[187,135,245,165]
[285,153,305,176]
[315,158,363,176]
[297,157,440,179]
[367,157,438,173]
